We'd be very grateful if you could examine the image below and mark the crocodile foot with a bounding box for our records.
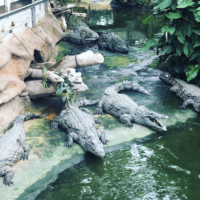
[4,178,14,186]
[65,142,72,147]
[95,108,103,114]
[3,170,15,186]
[65,134,73,147]
[179,105,186,109]
[124,122,133,128]
[23,152,29,161]
[98,130,109,145]
[94,118,101,124]
[51,122,58,129]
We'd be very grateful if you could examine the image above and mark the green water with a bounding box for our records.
[35,120,200,199]
[35,4,200,200]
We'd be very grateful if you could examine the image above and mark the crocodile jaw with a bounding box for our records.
[146,116,168,131]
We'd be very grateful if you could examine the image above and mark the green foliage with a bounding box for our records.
[56,70,74,103]
[186,64,200,81]
[42,74,50,88]
[140,0,200,82]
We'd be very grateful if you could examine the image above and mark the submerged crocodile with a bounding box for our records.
[97,32,129,53]
[57,22,99,45]
[95,81,168,131]
[159,72,200,112]
[0,113,47,186]
[51,97,108,158]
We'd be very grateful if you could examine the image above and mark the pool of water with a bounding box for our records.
[34,2,200,200]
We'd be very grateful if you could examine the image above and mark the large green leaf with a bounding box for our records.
[176,32,185,44]
[177,0,195,8]
[166,10,182,19]
[189,47,200,61]
[160,0,172,10]
[186,23,193,37]
[173,40,183,56]
[194,8,200,22]
[168,34,175,43]
[192,26,200,35]
[174,64,182,74]
[171,0,177,10]
[183,39,194,57]
[142,14,153,25]
[193,41,200,48]
[56,82,64,94]
[161,25,169,34]
[186,64,200,82]
[161,25,175,34]
[138,39,155,52]
[163,45,174,54]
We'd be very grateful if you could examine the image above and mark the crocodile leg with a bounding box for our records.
[17,137,29,161]
[170,85,179,93]
[65,132,78,147]
[98,43,105,50]
[80,108,101,124]
[0,165,15,186]
[51,116,60,129]
[119,114,133,128]
[179,99,194,109]
[95,99,104,114]
[98,130,109,145]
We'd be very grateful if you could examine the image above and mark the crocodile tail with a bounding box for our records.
[23,113,48,121]
[117,81,150,96]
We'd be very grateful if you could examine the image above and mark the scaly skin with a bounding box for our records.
[95,81,168,131]
[97,32,129,53]
[159,72,200,112]
[51,97,108,158]
[57,22,99,45]
[0,113,47,186]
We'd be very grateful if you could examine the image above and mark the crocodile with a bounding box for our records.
[159,72,200,112]
[57,22,99,45]
[51,97,108,158]
[0,113,47,186]
[97,32,129,53]
[95,81,168,131]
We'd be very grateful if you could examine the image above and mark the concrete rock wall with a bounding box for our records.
[0,8,63,133]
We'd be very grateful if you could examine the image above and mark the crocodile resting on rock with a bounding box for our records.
[95,81,168,131]
[51,97,108,158]
[97,32,129,53]
[57,22,99,45]
[0,113,47,186]
[160,72,200,112]
[57,23,129,53]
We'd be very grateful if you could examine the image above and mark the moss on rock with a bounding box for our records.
[56,42,73,61]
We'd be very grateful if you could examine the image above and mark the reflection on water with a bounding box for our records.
[88,8,163,46]
[89,9,114,26]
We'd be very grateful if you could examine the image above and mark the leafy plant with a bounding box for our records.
[41,68,74,103]
[140,0,200,82]
[41,68,50,88]
[56,70,74,103]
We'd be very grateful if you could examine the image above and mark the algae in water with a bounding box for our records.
[104,56,134,69]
